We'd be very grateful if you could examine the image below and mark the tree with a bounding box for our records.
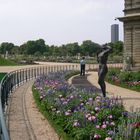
[35,39,46,54]
[108,41,123,55]
[59,45,68,57]
[114,41,123,54]
[34,51,41,59]
[81,40,100,56]
[0,42,15,54]
[71,42,80,56]
[11,45,19,54]
[19,44,27,54]
[20,39,46,55]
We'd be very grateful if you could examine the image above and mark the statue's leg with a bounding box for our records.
[98,70,107,97]
[98,78,106,97]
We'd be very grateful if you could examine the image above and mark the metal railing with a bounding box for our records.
[0,63,122,140]
[0,64,80,140]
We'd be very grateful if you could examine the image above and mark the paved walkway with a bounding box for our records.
[69,71,140,112]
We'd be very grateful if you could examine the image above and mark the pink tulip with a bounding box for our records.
[101,124,107,128]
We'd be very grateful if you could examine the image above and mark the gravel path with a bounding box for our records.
[7,80,59,140]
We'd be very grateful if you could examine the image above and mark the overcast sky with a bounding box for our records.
[0,0,124,46]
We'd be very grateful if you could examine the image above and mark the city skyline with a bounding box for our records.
[0,0,124,46]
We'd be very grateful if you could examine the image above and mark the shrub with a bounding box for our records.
[106,69,140,92]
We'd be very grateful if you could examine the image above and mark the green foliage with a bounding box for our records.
[65,71,80,80]
[23,39,46,55]
[0,73,7,81]
[114,113,140,140]
[0,42,15,54]
[81,40,100,56]
[106,69,140,92]
[0,56,17,66]
[108,41,123,55]
[107,68,120,77]
[119,71,133,82]
[0,39,124,63]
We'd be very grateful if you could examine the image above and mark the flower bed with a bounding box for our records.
[33,71,140,140]
[106,69,140,92]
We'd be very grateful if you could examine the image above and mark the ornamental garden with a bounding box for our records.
[33,70,140,140]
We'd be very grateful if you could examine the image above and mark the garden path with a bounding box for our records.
[69,71,140,112]
[7,80,59,140]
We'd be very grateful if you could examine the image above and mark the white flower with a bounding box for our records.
[95,107,100,111]
[110,122,115,126]
[94,134,101,138]
[105,137,112,140]
[73,120,80,127]
[59,94,63,98]
[56,110,60,114]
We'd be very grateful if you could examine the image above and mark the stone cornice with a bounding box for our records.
[123,7,140,12]
[118,13,140,21]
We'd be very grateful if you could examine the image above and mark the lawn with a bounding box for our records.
[0,56,17,66]
[0,73,7,81]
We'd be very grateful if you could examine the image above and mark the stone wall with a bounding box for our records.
[119,0,140,71]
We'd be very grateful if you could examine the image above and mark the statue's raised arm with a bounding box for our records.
[97,44,112,97]
[102,45,112,54]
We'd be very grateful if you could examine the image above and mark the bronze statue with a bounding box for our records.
[97,44,112,97]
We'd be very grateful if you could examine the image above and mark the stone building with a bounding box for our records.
[118,0,140,71]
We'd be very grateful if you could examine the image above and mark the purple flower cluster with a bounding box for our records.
[34,71,133,139]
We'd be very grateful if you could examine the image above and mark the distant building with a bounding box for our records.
[111,24,119,43]
[118,0,140,71]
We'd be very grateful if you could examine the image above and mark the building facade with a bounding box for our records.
[111,24,119,43]
[118,0,140,71]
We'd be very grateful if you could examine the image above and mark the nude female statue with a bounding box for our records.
[97,45,112,97]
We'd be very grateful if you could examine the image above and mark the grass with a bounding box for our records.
[0,56,17,66]
[0,73,7,81]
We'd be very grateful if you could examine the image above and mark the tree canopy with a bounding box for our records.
[0,39,123,57]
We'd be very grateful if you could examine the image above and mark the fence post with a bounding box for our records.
[17,71,19,87]
[26,69,28,82]
[28,69,30,80]
[34,68,36,78]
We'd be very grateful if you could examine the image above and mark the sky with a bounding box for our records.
[0,0,124,46]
